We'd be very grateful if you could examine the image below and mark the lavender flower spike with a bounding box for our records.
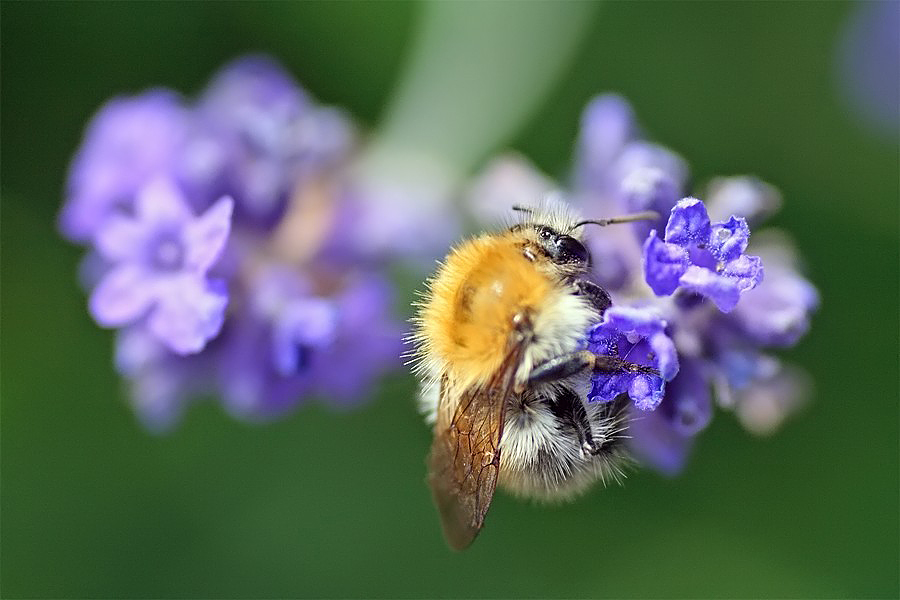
[587,306,679,411]
[643,197,764,312]
[90,178,233,354]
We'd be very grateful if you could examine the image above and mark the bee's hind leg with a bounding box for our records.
[528,351,658,386]
[545,387,596,457]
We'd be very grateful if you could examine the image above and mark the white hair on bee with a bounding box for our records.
[507,191,585,237]
[499,389,633,501]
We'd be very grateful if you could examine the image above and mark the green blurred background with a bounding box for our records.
[2,2,897,597]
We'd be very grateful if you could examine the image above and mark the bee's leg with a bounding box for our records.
[546,386,596,457]
[572,279,612,316]
[528,351,658,385]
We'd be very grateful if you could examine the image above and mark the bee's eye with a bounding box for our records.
[554,235,590,266]
[537,227,554,240]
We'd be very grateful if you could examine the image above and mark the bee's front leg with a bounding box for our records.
[572,279,611,316]
[528,351,658,386]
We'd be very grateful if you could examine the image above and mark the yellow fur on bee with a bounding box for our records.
[419,233,553,390]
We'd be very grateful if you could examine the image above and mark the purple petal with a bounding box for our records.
[664,197,711,246]
[114,327,168,376]
[216,315,314,420]
[129,366,190,433]
[614,142,689,193]
[574,94,635,188]
[662,359,711,436]
[184,196,234,272]
[201,55,308,123]
[643,230,688,295]
[732,266,819,347]
[94,214,146,263]
[272,298,337,377]
[709,216,750,263]
[678,265,743,312]
[620,167,680,226]
[627,407,693,476]
[630,374,664,411]
[735,363,811,435]
[135,178,192,225]
[603,305,666,337]
[466,156,554,227]
[147,277,228,354]
[309,275,404,403]
[89,264,154,326]
[588,374,627,404]
[723,254,764,292]
[837,0,900,133]
[648,331,679,381]
[583,232,632,291]
[706,176,782,225]
[60,91,189,242]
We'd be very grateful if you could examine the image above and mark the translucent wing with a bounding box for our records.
[428,343,525,550]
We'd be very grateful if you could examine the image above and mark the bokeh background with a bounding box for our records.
[2,2,897,598]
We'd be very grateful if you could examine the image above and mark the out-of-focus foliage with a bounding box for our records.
[1,2,897,598]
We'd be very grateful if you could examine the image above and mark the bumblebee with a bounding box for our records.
[411,200,658,549]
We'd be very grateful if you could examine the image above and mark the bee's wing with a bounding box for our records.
[428,342,525,550]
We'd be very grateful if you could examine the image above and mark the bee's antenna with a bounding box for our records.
[568,210,659,233]
[511,205,535,214]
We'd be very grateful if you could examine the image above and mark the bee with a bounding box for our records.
[410,199,659,550]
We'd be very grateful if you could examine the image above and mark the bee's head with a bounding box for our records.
[533,225,590,268]
[511,203,659,272]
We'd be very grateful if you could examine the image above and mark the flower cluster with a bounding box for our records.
[60,52,818,474]
[469,94,818,474]
[60,57,403,430]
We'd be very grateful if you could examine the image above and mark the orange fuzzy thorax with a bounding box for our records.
[421,232,553,390]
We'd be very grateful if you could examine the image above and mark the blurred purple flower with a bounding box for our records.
[565,93,690,291]
[60,91,190,242]
[89,178,232,354]
[705,176,782,225]
[836,0,900,134]
[60,55,405,429]
[198,56,355,225]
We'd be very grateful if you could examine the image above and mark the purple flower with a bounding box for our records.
[60,91,190,242]
[198,56,354,225]
[705,176,782,225]
[564,95,689,290]
[729,233,820,347]
[643,198,764,312]
[89,178,233,354]
[733,363,811,436]
[218,314,317,420]
[587,306,679,411]
[247,266,338,377]
[218,272,401,419]
[626,405,694,476]
[574,94,636,192]
[59,55,413,430]
[627,359,710,474]
[311,274,405,405]
[836,0,900,134]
